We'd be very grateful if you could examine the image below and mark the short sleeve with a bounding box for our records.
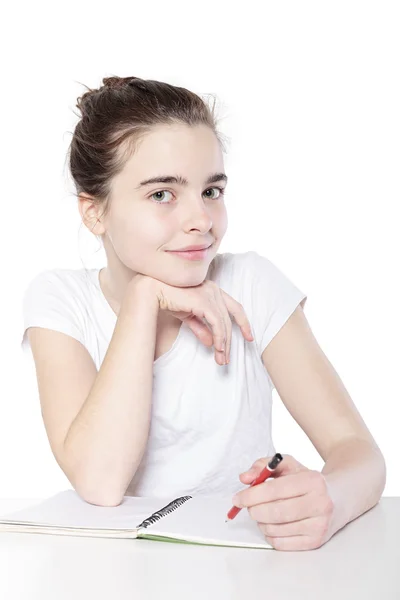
[21,270,86,356]
[243,251,307,356]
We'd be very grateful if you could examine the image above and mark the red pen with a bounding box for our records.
[226,453,283,521]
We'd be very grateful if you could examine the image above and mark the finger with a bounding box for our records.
[192,303,227,365]
[248,495,313,524]
[259,516,324,538]
[265,534,323,552]
[220,291,254,342]
[183,315,213,347]
[213,289,233,363]
[240,455,307,483]
[233,472,312,508]
[239,458,271,484]
[239,470,262,484]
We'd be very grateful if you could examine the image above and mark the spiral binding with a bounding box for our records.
[136,496,192,529]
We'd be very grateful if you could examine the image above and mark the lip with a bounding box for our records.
[165,245,212,261]
[167,243,212,252]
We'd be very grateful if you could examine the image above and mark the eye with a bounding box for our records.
[149,186,226,204]
[150,190,173,203]
[203,186,226,200]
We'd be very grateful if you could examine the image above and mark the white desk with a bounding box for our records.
[0,497,398,600]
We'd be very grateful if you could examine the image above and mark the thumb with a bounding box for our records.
[239,457,271,484]
[239,454,307,484]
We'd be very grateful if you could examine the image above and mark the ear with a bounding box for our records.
[78,193,106,236]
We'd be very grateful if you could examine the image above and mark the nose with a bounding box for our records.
[181,197,213,234]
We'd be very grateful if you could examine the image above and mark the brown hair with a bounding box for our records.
[67,75,229,227]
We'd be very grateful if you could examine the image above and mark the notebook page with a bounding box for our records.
[0,490,179,531]
[146,496,272,548]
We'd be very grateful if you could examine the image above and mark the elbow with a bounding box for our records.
[62,444,126,507]
[369,440,387,495]
[377,449,387,497]
[79,491,124,507]
[66,465,126,507]
[73,480,125,507]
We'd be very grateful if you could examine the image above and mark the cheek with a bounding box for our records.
[106,220,142,263]
[112,214,172,257]
[124,210,165,239]
[214,205,228,237]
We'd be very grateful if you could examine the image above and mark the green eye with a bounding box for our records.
[203,187,225,199]
[149,186,226,204]
[151,190,173,203]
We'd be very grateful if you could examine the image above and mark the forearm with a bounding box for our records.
[322,436,387,535]
[63,278,159,506]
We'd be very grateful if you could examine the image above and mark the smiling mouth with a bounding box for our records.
[167,243,213,252]
[165,246,212,260]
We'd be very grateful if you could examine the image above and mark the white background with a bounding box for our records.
[1,0,398,499]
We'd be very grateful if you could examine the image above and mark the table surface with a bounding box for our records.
[0,496,399,600]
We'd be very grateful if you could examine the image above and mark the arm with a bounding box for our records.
[261,305,386,531]
[321,437,386,536]
[63,276,159,506]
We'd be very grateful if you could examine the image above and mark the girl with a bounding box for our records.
[21,75,386,551]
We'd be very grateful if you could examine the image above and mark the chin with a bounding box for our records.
[161,266,210,288]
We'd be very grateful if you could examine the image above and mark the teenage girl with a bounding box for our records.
[21,76,386,551]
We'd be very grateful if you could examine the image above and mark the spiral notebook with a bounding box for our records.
[0,489,273,549]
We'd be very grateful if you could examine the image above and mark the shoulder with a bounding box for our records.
[21,268,97,329]
[209,250,262,275]
[21,268,96,351]
[207,251,279,317]
[212,250,304,293]
[209,250,307,354]
[209,250,277,286]
[23,267,94,301]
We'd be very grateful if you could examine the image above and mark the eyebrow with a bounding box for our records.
[136,172,228,189]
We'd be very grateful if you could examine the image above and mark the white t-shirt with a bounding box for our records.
[21,251,307,498]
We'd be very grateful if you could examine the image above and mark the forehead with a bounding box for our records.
[118,123,223,179]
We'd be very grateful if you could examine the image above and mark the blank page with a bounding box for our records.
[0,490,178,531]
[147,496,272,548]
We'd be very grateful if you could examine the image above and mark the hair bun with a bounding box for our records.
[102,76,140,90]
[128,78,148,91]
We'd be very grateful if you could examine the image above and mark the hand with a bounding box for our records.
[148,278,254,366]
[232,455,335,551]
